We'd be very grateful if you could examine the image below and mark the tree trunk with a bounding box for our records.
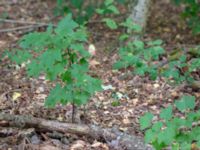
[129,0,152,38]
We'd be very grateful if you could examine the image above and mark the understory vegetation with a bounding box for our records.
[0,0,200,149]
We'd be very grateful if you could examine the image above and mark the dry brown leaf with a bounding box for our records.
[104,111,109,114]
[35,94,47,100]
[89,59,100,68]
[119,127,128,132]
[171,91,179,98]
[91,141,109,150]
[0,40,7,47]
[36,86,45,93]
[122,118,131,125]
[175,34,181,39]
[70,140,87,150]
[163,27,171,32]
[132,98,139,106]
[12,92,21,101]
[88,44,96,56]
[153,83,159,88]
[57,114,64,121]
[194,92,200,98]
[40,145,60,150]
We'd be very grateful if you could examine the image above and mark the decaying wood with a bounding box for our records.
[0,113,153,150]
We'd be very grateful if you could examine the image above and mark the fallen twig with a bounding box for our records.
[0,24,45,33]
[0,18,56,27]
[0,2,20,6]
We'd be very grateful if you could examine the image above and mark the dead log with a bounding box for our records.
[0,113,153,150]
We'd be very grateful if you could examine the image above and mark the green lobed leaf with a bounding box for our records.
[160,105,173,121]
[172,143,180,150]
[147,39,163,46]
[151,46,165,60]
[157,125,176,145]
[133,40,144,49]
[70,44,90,58]
[27,60,42,77]
[175,95,196,112]
[39,49,62,68]
[55,14,79,34]
[46,63,65,80]
[134,63,148,76]
[45,84,67,107]
[113,61,128,69]
[120,18,142,32]
[140,112,153,130]
[144,129,155,143]
[169,117,186,130]
[180,142,191,150]
[107,5,119,14]
[9,50,32,65]
[103,18,118,29]
[96,8,104,14]
[190,58,200,71]
[71,27,88,42]
[147,67,158,80]
[74,91,90,105]
[197,139,200,148]
[189,127,200,141]
[119,34,129,41]
[70,0,83,9]
[19,32,51,50]
[105,0,114,6]
[152,121,163,132]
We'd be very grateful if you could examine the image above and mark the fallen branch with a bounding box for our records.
[0,18,56,27]
[0,25,45,33]
[0,2,20,6]
[0,18,57,33]
[0,113,152,150]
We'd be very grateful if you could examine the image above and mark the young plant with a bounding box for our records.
[54,0,97,24]
[7,14,102,121]
[54,0,122,26]
[96,0,120,30]
[140,95,200,150]
[113,18,164,80]
[54,0,122,30]
[113,18,200,83]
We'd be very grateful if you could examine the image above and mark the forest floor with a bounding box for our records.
[0,0,199,149]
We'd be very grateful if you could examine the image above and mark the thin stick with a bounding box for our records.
[0,24,45,33]
[72,103,76,123]
[0,18,55,27]
[0,2,20,6]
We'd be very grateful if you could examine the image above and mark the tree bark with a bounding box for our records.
[0,113,153,150]
[129,0,152,37]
